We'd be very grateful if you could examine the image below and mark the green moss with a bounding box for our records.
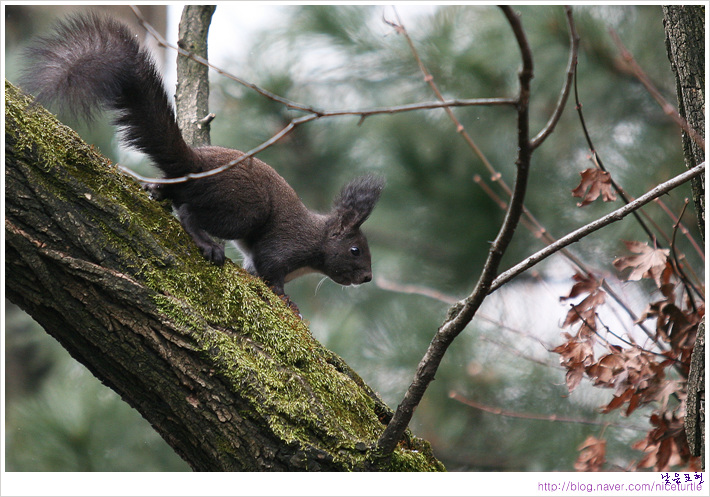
[385,442,447,472]
[132,224,390,464]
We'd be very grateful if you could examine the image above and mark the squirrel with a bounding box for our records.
[20,13,384,304]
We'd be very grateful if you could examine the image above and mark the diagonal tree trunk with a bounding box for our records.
[662,4,705,471]
[4,80,444,472]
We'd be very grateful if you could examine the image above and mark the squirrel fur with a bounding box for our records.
[21,13,384,299]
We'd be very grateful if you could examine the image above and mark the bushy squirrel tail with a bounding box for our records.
[21,13,197,177]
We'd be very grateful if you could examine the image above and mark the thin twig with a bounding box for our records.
[117,114,318,183]
[374,276,457,305]
[124,6,516,185]
[567,300,673,359]
[386,8,505,187]
[669,200,702,308]
[449,392,647,432]
[654,198,705,262]
[591,311,642,350]
[530,6,579,149]
[480,335,557,368]
[573,70,660,246]
[376,5,535,456]
[375,276,557,354]
[489,162,705,293]
[594,313,684,367]
[609,28,705,152]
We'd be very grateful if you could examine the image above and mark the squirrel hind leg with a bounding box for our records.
[176,204,225,265]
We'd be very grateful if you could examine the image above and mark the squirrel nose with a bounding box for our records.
[361,272,372,284]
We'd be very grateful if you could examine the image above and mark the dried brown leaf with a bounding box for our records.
[560,272,603,301]
[632,411,693,471]
[613,241,670,286]
[563,291,606,328]
[625,392,642,416]
[637,299,699,347]
[601,387,634,413]
[565,367,585,393]
[553,338,595,368]
[554,336,596,393]
[571,168,617,206]
[586,352,625,387]
[574,435,607,472]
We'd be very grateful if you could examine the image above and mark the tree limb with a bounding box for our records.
[489,162,705,293]
[4,80,444,472]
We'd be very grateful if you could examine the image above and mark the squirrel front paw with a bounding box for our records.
[144,183,166,201]
[278,293,302,319]
[202,244,226,265]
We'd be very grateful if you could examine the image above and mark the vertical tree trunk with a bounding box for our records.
[662,4,705,470]
[175,5,216,147]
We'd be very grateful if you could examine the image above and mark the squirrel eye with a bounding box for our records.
[350,246,361,256]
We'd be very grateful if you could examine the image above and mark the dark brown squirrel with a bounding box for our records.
[21,13,384,302]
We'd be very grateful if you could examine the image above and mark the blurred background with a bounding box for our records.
[4,4,702,471]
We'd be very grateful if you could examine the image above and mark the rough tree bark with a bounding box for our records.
[175,5,215,147]
[4,80,444,472]
[662,4,705,471]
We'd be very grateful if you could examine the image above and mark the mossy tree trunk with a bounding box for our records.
[4,80,444,472]
[662,4,705,471]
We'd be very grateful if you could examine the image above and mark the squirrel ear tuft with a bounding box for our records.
[332,174,385,232]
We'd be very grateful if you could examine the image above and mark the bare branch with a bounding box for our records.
[121,6,516,185]
[655,198,705,262]
[117,114,318,183]
[609,28,705,152]
[489,162,705,293]
[387,8,506,184]
[325,97,518,116]
[574,63,669,248]
[376,5,535,456]
[449,392,647,431]
[130,5,315,113]
[530,6,579,149]
[669,200,703,307]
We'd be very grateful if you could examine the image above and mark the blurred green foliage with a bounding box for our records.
[4,4,701,472]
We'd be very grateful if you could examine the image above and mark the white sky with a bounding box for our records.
[166,3,439,67]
